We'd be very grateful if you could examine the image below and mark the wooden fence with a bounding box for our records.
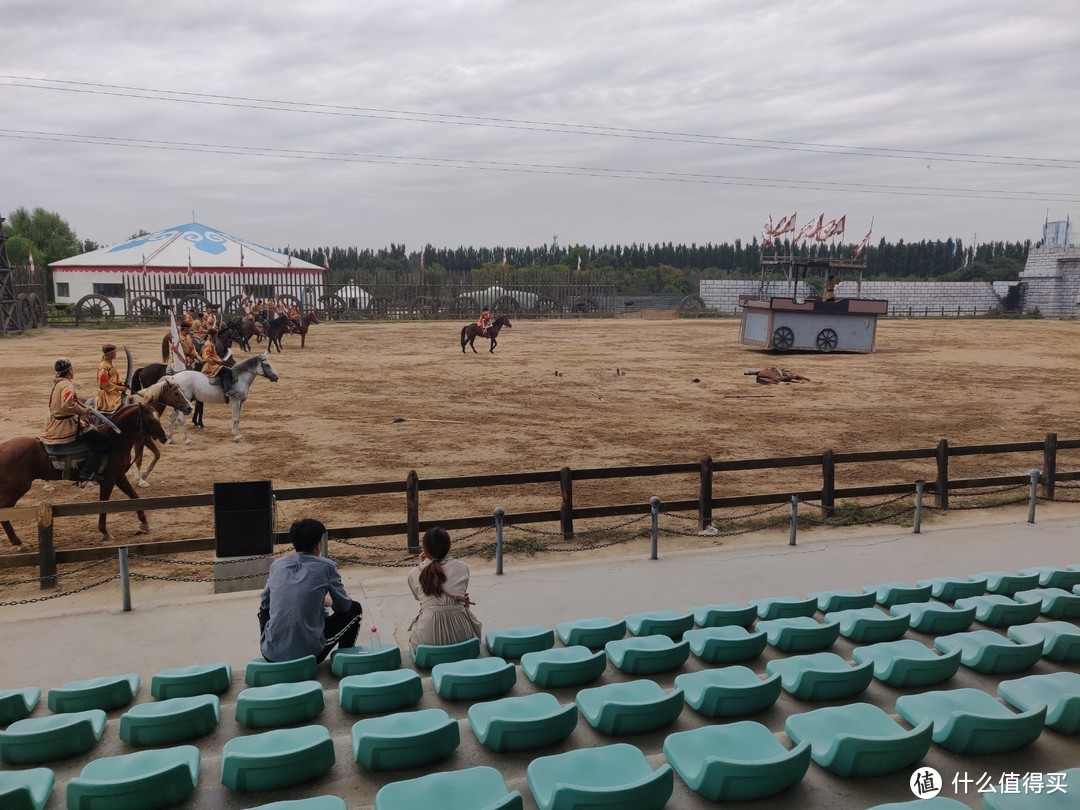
[2,433,1078,589]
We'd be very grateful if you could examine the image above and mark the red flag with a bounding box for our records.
[795,214,823,243]
[853,222,873,259]
[763,216,775,236]
[773,213,797,236]
[141,253,147,277]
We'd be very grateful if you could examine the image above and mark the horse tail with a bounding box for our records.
[161,334,170,364]
[131,368,145,395]
[460,325,468,348]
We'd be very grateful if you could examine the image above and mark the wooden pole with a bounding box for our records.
[699,455,713,530]
[1043,432,1058,501]
[821,449,836,517]
[935,439,949,509]
[406,470,420,554]
[38,503,56,590]
[560,466,574,540]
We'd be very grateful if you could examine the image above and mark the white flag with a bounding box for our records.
[28,250,35,272]
[168,306,187,370]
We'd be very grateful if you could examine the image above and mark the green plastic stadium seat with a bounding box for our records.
[432,657,517,701]
[766,652,874,701]
[1014,587,1080,619]
[979,570,1041,596]
[663,721,811,802]
[749,595,818,620]
[809,589,876,613]
[150,663,231,699]
[0,767,54,810]
[889,602,976,635]
[411,637,481,669]
[249,798,348,810]
[0,709,106,765]
[576,679,684,734]
[982,767,1080,809]
[221,724,334,791]
[999,671,1080,734]
[895,687,1045,754]
[520,646,607,688]
[526,742,674,810]
[351,708,460,771]
[690,602,757,628]
[0,687,40,725]
[674,666,781,718]
[624,610,694,639]
[330,645,402,677]
[954,594,1041,627]
[934,630,1043,674]
[340,670,423,714]
[864,582,933,607]
[851,639,962,688]
[67,744,199,810]
[1008,620,1080,663]
[486,626,555,659]
[825,607,910,643]
[604,635,690,675]
[235,681,324,728]
[684,625,767,664]
[244,656,318,687]
[47,673,139,713]
[784,703,933,777]
[1020,566,1080,590]
[467,693,577,752]
[868,799,968,809]
[119,695,220,746]
[757,616,840,653]
[917,576,987,602]
[554,616,626,649]
[375,766,523,810]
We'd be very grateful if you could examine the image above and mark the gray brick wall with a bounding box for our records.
[1019,246,1080,317]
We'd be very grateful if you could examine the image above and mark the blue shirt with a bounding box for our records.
[259,552,353,662]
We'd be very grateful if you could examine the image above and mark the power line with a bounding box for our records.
[2,75,1078,170]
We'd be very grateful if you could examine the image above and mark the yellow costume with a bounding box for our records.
[191,319,207,340]
[95,357,124,412]
[43,377,87,445]
[179,331,203,366]
[202,343,224,377]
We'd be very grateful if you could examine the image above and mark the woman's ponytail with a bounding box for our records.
[418,527,452,596]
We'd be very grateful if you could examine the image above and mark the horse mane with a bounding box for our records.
[134,377,169,402]
[233,354,264,374]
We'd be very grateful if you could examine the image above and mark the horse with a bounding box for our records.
[461,315,512,353]
[234,319,261,352]
[296,311,320,349]
[126,378,194,488]
[264,315,295,353]
[166,352,279,444]
[0,403,169,546]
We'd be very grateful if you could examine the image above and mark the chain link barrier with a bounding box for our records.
[0,574,120,607]
[0,557,114,588]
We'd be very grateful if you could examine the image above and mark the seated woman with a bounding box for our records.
[407,527,481,653]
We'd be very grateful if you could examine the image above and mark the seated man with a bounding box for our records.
[258,518,364,663]
[43,358,113,482]
[201,330,237,402]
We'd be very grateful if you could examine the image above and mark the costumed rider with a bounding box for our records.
[95,343,127,413]
[476,305,493,335]
[286,302,301,331]
[191,314,208,351]
[201,328,238,403]
[178,322,203,368]
[43,358,114,483]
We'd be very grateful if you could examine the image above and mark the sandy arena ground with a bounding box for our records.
[1,316,1079,560]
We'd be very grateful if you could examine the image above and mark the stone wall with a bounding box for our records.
[1018,246,1080,317]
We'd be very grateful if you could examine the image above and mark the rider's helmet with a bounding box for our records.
[54,358,72,375]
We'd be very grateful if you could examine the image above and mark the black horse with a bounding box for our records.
[461,315,512,353]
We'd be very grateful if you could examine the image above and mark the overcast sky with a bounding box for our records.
[3,0,1078,254]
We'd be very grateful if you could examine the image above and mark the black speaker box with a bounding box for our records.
[214,481,273,557]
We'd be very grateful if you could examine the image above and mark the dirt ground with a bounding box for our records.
[1,316,1079,561]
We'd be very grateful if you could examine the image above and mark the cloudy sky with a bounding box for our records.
[3,0,1078,253]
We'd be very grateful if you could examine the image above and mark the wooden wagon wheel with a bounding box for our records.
[366,295,393,317]
[772,326,795,352]
[408,296,439,318]
[571,295,599,313]
[223,294,246,318]
[533,296,561,316]
[678,294,706,314]
[29,292,46,327]
[320,293,346,320]
[14,293,32,330]
[176,294,210,315]
[493,295,521,316]
[449,296,477,316]
[128,295,166,322]
[816,327,839,353]
[74,294,115,324]
[277,293,302,309]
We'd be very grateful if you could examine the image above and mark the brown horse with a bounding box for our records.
[297,311,320,348]
[0,403,169,546]
[127,378,194,488]
[461,315,512,353]
[264,315,295,353]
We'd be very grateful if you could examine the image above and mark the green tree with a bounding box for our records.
[4,207,83,298]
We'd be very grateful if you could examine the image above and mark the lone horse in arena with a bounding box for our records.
[0,403,169,546]
[461,315,512,353]
[296,311,320,349]
[166,352,279,444]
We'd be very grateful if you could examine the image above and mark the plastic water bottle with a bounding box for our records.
[369,627,382,652]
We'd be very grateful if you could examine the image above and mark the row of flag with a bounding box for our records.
[761,213,874,258]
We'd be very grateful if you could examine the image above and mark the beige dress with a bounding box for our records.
[407,557,481,652]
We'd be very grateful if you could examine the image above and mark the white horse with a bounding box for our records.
[166,352,279,444]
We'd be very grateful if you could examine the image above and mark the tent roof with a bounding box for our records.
[50,222,323,271]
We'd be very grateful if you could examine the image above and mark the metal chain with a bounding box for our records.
[801,492,914,511]
[662,503,787,522]
[950,484,1027,497]
[130,552,277,566]
[0,575,120,607]
[659,513,792,538]
[510,513,650,538]
[0,556,115,588]
[925,494,1030,511]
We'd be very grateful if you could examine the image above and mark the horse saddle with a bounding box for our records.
[42,439,89,478]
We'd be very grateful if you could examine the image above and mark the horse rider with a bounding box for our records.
[825,274,838,302]
[191,313,208,349]
[178,321,204,368]
[95,343,127,413]
[202,328,238,403]
[476,305,494,336]
[202,307,219,331]
[182,309,196,328]
[286,302,301,330]
[44,358,114,483]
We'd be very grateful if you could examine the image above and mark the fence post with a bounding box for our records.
[494,506,505,575]
[914,481,924,534]
[1043,432,1058,501]
[935,439,949,510]
[789,495,799,546]
[119,547,131,612]
[650,496,660,560]
[699,455,713,531]
[406,470,420,554]
[37,503,56,590]
[821,449,835,518]
[1028,469,1040,524]
[560,466,574,540]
